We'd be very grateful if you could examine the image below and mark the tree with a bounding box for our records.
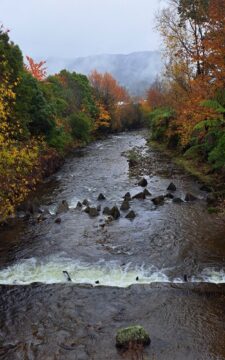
[25,56,47,81]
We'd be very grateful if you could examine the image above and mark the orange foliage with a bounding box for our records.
[25,56,47,81]
[89,70,129,103]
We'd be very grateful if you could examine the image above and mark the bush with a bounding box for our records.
[48,127,72,154]
[69,112,93,143]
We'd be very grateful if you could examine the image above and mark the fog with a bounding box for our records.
[0,0,166,59]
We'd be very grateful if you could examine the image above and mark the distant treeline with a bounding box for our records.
[0,26,144,220]
[145,0,225,174]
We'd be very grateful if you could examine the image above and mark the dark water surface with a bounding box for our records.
[0,131,225,359]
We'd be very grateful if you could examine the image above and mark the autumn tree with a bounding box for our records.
[89,70,129,130]
[25,56,47,81]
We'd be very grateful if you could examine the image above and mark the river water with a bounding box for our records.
[0,131,225,359]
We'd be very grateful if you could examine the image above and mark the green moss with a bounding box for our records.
[116,325,150,349]
[207,207,220,214]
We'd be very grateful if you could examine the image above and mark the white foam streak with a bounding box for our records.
[0,258,225,287]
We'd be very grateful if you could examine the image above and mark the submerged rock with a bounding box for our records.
[116,325,150,349]
[185,193,197,202]
[151,196,164,206]
[132,192,146,200]
[103,207,111,215]
[165,193,174,199]
[173,197,183,204]
[120,201,130,211]
[55,217,62,224]
[167,182,176,191]
[89,207,99,217]
[56,200,69,214]
[138,178,148,187]
[125,210,136,220]
[98,193,106,201]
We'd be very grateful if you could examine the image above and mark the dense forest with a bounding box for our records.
[0,27,144,221]
[146,0,225,178]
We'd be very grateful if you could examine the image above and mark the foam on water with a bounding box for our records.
[0,257,225,286]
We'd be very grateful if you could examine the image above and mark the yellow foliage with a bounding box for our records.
[0,73,41,220]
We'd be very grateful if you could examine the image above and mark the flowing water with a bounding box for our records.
[1,131,225,359]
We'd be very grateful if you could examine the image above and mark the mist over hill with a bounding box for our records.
[46,51,163,97]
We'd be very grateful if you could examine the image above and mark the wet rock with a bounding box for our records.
[200,185,212,193]
[76,201,82,209]
[184,274,188,282]
[82,199,89,206]
[84,206,90,214]
[136,276,139,281]
[98,193,106,201]
[89,207,99,217]
[125,210,136,220]
[120,201,130,211]
[185,193,197,202]
[132,192,146,200]
[138,178,148,187]
[173,197,183,204]
[123,192,131,201]
[167,182,176,191]
[110,206,120,220]
[165,193,174,199]
[116,325,150,349]
[56,200,69,214]
[55,217,62,224]
[97,205,101,212]
[151,195,164,206]
[103,207,111,215]
[63,271,72,282]
[95,280,100,284]
[143,188,151,197]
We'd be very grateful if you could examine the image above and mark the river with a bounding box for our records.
[0,131,225,359]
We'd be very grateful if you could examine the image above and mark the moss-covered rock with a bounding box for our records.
[116,325,150,349]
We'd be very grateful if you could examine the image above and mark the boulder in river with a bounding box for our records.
[56,200,69,214]
[120,201,130,211]
[125,210,136,220]
[97,205,101,212]
[138,178,148,187]
[116,325,150,349]
[132,192,146,200]
[76,201,82,209]
[98,193,106,201]
[89,207,99,217]
[123,192,131,201]
[151,196,164,206]
[167,182,176,192]
[82,199,89,206]
[110,206,120,220]
[185,193,197,202]
[143,188,151,197]
[165,193,174,199]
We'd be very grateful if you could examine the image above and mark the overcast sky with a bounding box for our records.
[0,0,166,59]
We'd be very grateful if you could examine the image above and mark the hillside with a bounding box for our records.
[46,51,162,96]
